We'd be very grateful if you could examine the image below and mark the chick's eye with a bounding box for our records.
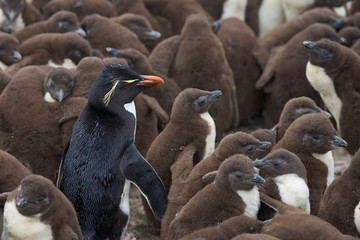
[244,145,255,154]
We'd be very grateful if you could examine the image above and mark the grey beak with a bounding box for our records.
[145,30,161,40]
[16,196,29,209]
[256,141,272,151]
[208,90,222,100]
[251,174,265,184]
[12,51,22,62]
[56,89,64,102]
[73,27,87,37]
[7,10,16,21]
[106,47,119,57]
[321,110,332,118]
[253,159,267,168]
[303,41,316,50]
[331,135,348,148]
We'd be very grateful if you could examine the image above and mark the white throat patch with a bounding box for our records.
[354,201,360,234]
[44,92,56,103]
[274,173,310,213]
[236,186,260,218]
[2,200,53,240]
[305,62,342,132]
[0,11,25,33]
[258,0,285,38]
[221,0,247,20]
[200,112,216,160]
[0,61,8,70]
[312,151,334,187]
[48,59,76,69]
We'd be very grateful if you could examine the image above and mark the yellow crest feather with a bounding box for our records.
[103,80,120,106]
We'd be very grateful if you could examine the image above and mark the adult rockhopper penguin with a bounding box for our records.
[58,63,167,240]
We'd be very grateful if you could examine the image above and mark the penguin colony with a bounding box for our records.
[2,0,360,239]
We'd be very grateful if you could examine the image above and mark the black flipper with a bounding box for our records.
[120,143,167,221]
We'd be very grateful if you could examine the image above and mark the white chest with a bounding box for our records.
[44,92,56,103]
[221,0,247,20]
[47,59,77,69]
[0,11,25,33]
[118,180,131,240]
[125,101,136,138]
[312,151,334,187]
[275,174,311,213]
[200,112,216,160]
[236,186,260,218]
[2,200,53,240]
[354,201,360,234]
[258,0,285,38]
[305,62,342,132]
[280,0,315,21]
[0,61,7,71]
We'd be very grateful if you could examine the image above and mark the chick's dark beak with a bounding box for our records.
[139,75,164,87]
[208,90,222,100]
[251,174,265,184]
[253,159,268,168]
[331,135,348,148]
[303,41,316,51]
[16,196,30,209]
[257,141,272,151]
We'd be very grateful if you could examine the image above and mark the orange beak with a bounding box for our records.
[139,75,164,87]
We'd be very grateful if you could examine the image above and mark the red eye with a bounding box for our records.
[124,85,129,89]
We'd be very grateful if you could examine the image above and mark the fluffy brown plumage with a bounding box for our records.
[80,14,149,56]
[305,38,360,155]
[14,10,85,43]
[150,13,238,134]
[1,174,82,240]
[178,215,263,240]
[42,0,116,20]
[161,132,270,238]
[275,96,331,143]
[167,154,264,240]
[317,148,360,237]
[215,17,268,124]
[256,23,340,127]
[7,32,91,75]
[259,8,342,52]
[260,193,358,240]
[274,113,347,214]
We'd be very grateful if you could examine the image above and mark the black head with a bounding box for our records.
[15,175,52,217]
[1,0,25,22]
[0,32,21,65]
[216,154,265,192]
[170,88,222,121]
[253,149,307,180]
[44,67,75,102]
[88,62,163,112]
[49,10,86,37]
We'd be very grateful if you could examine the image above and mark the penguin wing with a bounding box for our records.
[120,143,167,221]
[142,93,169,124]
[148,35,182,76]
[255,45,284,89]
